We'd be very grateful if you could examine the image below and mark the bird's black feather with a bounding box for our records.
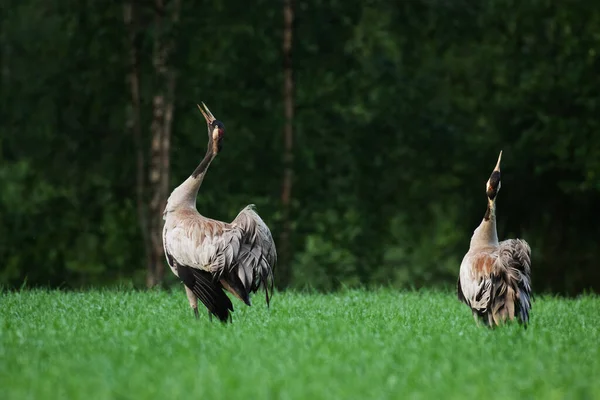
[177,264,234,323]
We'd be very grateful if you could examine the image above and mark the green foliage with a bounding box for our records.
[1,289,599,399]
[1,0,599,292]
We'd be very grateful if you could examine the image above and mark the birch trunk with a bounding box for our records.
[147,0,181,287]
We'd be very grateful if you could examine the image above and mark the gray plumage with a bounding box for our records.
[162,103,276,323]
[457,151,532,327]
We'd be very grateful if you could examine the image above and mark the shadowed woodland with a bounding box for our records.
[1,0,599,295]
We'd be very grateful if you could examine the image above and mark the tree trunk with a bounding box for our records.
[147,0,181,287]
[160,0,179,285]
[124,0,152,284]
[278,0,295,288]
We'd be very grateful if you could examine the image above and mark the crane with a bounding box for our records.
[162,102,276,323]
[457,151,532,327]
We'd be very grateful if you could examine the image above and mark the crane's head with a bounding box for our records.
[197,102,225,154]
[485,150,502,200]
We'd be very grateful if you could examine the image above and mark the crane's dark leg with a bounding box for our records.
[193,308,199,319]
[208,310,213,322]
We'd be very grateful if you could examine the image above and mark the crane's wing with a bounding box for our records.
[164,205,276,307]
[457,276,467,305]
[459,252,496,320]
[164,216,236,271]
[163,229,234,322]
[461,240,532,327]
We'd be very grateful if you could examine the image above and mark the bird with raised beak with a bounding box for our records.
[162,102,276,323]
[457,151,532,327]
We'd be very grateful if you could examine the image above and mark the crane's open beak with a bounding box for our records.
[493,150,502,172]
[197,102,216,125]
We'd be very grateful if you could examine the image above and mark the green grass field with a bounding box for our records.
[1,289,598,399]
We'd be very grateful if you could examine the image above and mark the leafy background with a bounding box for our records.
[1,0,599,294]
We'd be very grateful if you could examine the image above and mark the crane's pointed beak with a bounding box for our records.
[486,150,502,200]
[197,102,216,125]
[493,150,502,172]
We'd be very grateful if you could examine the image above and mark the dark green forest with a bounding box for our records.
[1,0,599,295]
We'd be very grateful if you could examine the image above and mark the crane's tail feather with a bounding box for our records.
[220,270,252,306]
[177,265,233,323]
[212,204,276,309]
[223,247,274,308]
[261,256,274,308]
[490,239,532,327]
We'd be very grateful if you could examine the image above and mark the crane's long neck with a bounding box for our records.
[470,198,499,248]
[167,143,215,210]
[191,143,216,182]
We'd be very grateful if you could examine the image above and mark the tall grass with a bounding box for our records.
[1,289,598,399]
